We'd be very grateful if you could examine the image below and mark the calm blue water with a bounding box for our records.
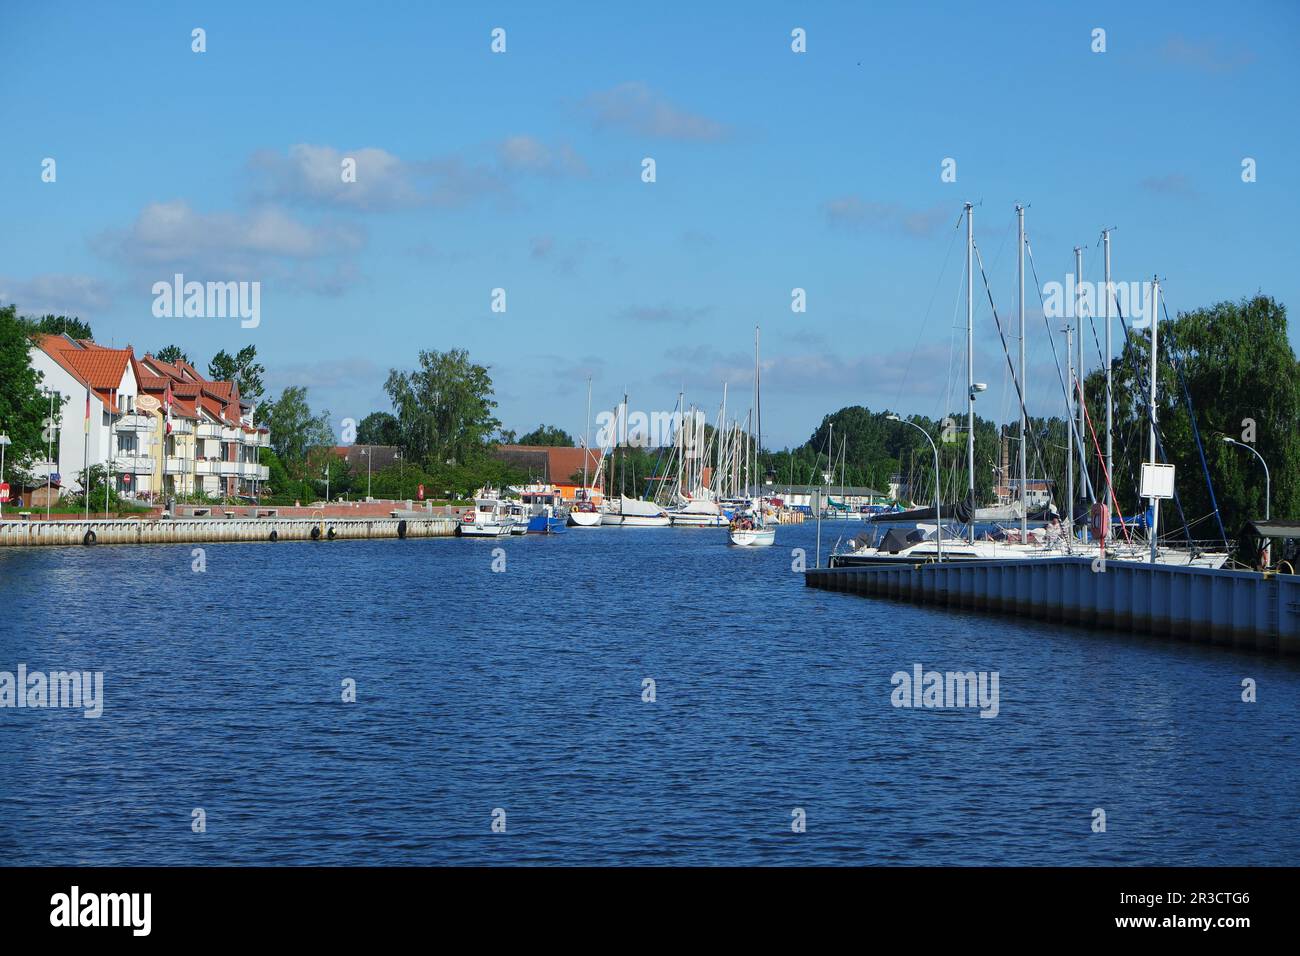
[1,524,1297,866]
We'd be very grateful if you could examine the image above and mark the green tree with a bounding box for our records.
[518,424,574,446]
[356,411,400,446]
[27,314,93,341]
[208,345,265,403]
[264,386,333,477]
[384,349,501,468]
[155,344,190,365]
[1086,294,1300,539]
[0,304,50,482]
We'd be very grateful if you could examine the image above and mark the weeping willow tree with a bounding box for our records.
[1082,294,1299,542]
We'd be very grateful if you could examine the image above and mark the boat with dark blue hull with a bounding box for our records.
[522,490,568,534]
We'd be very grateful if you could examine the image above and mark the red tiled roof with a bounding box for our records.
[495,445,604,484]
[35,335,134,412]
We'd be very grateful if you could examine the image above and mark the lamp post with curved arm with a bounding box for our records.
[1224,436,1270,565]
[887,414,941,560]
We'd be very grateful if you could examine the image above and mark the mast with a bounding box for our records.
[717,383,727,499]
[676,389,684,502]
[1103,228,1113,539]
[1065,320,1074,545]
[583,377,592,494]
[827,421,834,514]
[965,201,975,544]
[1148,276,1160,563]
[754,326,762,505]
[1075,245,1088,542]
[1017,204,1027,537]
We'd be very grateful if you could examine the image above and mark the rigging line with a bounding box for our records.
[972,241,1059,507]
[895,216,962,411]
[1076,372,1133,546]
[1108,286,1195,547]
[1163,295,1230,548]
[1025,238,1098,503]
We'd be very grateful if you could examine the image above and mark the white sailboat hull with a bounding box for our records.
[670,511,728,527]
[568,509,602,527]
[728,526,776,547]
[620,513,671,527]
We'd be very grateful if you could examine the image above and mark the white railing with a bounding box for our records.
[169,419,194,435]
[113,455,155,474]
[238,462,269,479]
[217,461,240,477]
[221,427,242,442]
[195,460,221,476]
[164,457,188,475]
[196,423,223,439]
[115,413,155,431]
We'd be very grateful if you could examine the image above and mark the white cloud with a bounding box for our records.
[822,197,952,238]
[91,200,366,293]
[581,82,730,142]
[0,274,114,317]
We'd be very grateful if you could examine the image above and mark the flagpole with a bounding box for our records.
[84,386,90,519]
[105,389,114,518]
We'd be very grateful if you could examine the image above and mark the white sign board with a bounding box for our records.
[1140,463,1176,500]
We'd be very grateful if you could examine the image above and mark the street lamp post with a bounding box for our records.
[361,447,371,500]
[1224,436,1270,565]
[887,414,942,560]
[41,388,61,520]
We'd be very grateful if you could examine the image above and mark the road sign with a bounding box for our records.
[122,473,132,486]
[0,482,9,502]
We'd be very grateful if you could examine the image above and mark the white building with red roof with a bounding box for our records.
[28,334,269,502]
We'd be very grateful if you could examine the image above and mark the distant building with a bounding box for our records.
[333,444,402,474]
[491,445,604,501]
[995,478,1054,509]
[764,483,887,510]
[28,335,268,500]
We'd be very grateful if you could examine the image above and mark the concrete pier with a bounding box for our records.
[806,557,1300,656]
[0,516,458,547]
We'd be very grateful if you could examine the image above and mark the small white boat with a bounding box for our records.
[728,522,776,547]
[725,328,776,548]
[459,496,513,537]
[606,494,670,527]
[568,500,603,527]
[669,496,728,527]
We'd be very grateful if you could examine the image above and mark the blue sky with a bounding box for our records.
[2,1,1297,449]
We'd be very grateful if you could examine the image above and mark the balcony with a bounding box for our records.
[113,455,155,474]
[196,423,223,439]
[169,418,194,435]
[115,413,155,431]
[194,460,221,476]
[221,427,242,442]
[238,462,269,480]
[164,457,189,475]
[217,461,240,477]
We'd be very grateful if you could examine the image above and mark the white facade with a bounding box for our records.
[27,348,152,495]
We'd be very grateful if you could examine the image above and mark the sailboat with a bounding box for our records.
[832,204,1227,569]
[569,378,603,527]
[728,327,776,547]
[600,392,671,526]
